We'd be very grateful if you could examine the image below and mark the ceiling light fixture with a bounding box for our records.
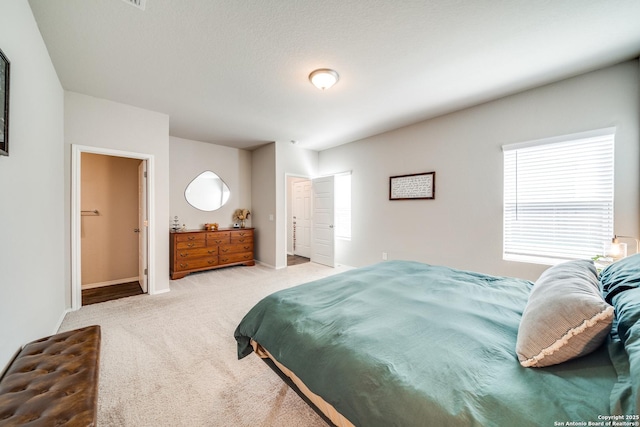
[309,68,339,90]
[122,0,146,10]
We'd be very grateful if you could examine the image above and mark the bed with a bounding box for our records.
[235,258,640,426]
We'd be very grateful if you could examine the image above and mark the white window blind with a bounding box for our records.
[503,129,614,265]
[334,172,352,240]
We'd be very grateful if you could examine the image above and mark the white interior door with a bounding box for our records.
[311,176,335,267]
[138,161,148,293]
[293,180,312,258]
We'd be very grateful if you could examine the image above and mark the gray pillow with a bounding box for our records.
[516,259,614,368]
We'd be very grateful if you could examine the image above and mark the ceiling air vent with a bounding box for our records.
[122,0,146,10]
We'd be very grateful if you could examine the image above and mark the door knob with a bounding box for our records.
[134,228,140,233]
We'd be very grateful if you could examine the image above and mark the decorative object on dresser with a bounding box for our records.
[170,228,255,279]
[233,208,251,228]
[172,215,180,231]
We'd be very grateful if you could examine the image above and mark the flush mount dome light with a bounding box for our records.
[309,68,339,90]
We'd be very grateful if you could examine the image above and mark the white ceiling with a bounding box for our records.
[28,0,640,151]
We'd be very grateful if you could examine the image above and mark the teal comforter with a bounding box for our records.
[235,261,634,427]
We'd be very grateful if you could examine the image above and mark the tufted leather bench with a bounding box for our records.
[0,325,101,426]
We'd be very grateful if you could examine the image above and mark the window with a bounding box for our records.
[334,172,352,240]
[503,129,614,265]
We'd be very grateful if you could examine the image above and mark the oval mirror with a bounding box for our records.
[184,171,231,211]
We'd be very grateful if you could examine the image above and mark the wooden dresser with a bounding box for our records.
[170,228,255,279]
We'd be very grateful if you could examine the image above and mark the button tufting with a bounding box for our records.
[0,325,101,427]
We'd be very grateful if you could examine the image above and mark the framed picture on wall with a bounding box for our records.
[0,47,9,156]
[389,171,435,200]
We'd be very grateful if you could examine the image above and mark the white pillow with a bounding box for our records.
[516,260,614,368]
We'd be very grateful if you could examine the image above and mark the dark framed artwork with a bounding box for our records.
[0,47,9,156]
[389,171,435,200]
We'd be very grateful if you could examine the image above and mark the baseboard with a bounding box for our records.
[55,308,72,332]
[256,260,277,269]
[82,277,139,290]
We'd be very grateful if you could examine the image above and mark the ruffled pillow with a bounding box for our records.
[516,260,614,368]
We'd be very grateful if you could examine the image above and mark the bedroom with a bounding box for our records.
[1,1,640,425]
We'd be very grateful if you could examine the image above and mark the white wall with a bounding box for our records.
[254,141,319,269]
[251,143,277,267]
[319,60,640,281]
[0,2,65,369]
[169,136,252,231]
[275,142,319,269]
[65,91,171,294]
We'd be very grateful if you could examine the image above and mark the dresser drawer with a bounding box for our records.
[207,232,230,245]
[230,231,253,244]
[219,252,253,264]
[174,233,205,243]
[175,257,219,272]
[219,243,253,255]
[176,239,207,250]
[175,247,218,260]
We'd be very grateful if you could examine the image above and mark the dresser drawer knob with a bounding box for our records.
[208,250,216,254]
[188,236,195,241]
[221,248,229,253]
[180,253,189,257]
[208,260,215,265]
[243,246,250,250]
[180,263,188,268]
[221,258,229,263]
[187,243,195,248]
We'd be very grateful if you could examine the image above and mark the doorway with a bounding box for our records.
[71,145,155,310]
[285,174,336,268]
[292,179,312,258]
[80,152,143,303]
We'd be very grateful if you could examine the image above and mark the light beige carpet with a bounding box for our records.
[60,262,351,427]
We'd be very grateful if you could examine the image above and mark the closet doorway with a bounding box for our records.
[71,145,155,310]
[286,174,338,268]
[292,179,312,258]
[287,176,312,266]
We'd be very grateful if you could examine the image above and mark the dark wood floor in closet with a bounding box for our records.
[82,281,144,306]
[287,255,310,266]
